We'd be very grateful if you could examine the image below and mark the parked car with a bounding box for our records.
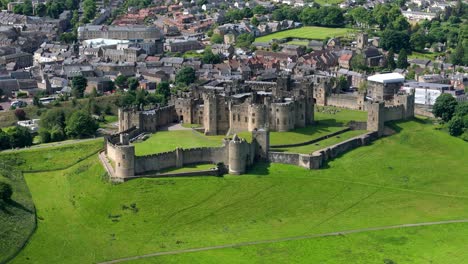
[11,100,27,108]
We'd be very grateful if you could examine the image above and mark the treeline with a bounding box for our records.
[0,126,33,150]
[433,94,468,140]
[10,0,79,18]
[225,4,345,27]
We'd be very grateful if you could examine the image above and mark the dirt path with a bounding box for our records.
[98,219,468,264]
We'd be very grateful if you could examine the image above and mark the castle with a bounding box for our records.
[102,73,415,182]
[119,75,315,135]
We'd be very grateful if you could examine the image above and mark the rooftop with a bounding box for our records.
[368,73,405,84]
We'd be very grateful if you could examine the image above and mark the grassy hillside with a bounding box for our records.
[8,118,468,263]
[0,138,103,263]
[273,129,367,153]
[255,26,352,43]
[0,139,103,172]
[0,166,35,264]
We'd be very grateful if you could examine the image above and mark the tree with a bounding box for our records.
[381,29,410,52]
[14,109,26,120]
[0,129,10,150]
[391,15,410,31]
[114,75,128,89]
[35,3,47,16]
[127,77,139,91]
[60,32,77,44]
[236,33,255,48]
[202,47,222,64]
[175,67,196,85]
[210,34,223,44]
[65,111,98,138]
[156,81,170,102]
[397,49,409,69]
[22,0,33,15]
[0,182,13,201]
[8,126,33,148]
[351,53,367,72]
[337,76,348,91]
[410,31,426,52]
[433,93,458,122]
[455,102,468,117]
[71,76,87,98]
[251,17,259,27]
[451,41,465,66]
[253,5,267,15]
[387,49,396,70]
[448,115,464,136]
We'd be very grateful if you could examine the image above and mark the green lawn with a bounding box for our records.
[285,40,310,46]
[159,163,216,174]
[273,130,367,154]
[255,26,353,43]
[7,118,468,263]
[269,124,345,146]
[315,106,367,124]
[133,130,252,156]
[409,51,443,60]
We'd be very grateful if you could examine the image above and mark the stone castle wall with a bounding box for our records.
[269,131,378,169]
[104,129,270,182]
[327,94,366,111]
[118,106,177,133]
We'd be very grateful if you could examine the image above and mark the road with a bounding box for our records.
[98,218,468,264]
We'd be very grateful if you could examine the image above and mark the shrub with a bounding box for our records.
[447,115,464,136]
[14,108,27,120]
[0,181,13,201]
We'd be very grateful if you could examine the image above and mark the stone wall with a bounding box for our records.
[327,94,365,110]
[118,106,178,133]
[268,131,378,170]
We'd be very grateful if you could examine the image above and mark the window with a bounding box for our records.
[252,113,255,117]
[122,154,126,159]
[252,118,255,124]
[245,117,248,123]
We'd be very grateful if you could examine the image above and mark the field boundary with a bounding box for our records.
[98,219,468,264]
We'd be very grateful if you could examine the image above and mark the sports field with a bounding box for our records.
[255,26,353,43]
[3,117,468,263]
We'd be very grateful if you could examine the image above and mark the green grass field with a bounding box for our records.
[0,139,103,171]
[255,26,352,43]
[273,129,367,154]
[285,40,310,46]
[0,166,35,264]
[4,118,468,263]
[159,163,216,174]
[314,0,344,5]
[315,106,368,124]
[0,139,104,263]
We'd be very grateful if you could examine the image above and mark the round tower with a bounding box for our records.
[114,145,135,179]
[228,134,246,175]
